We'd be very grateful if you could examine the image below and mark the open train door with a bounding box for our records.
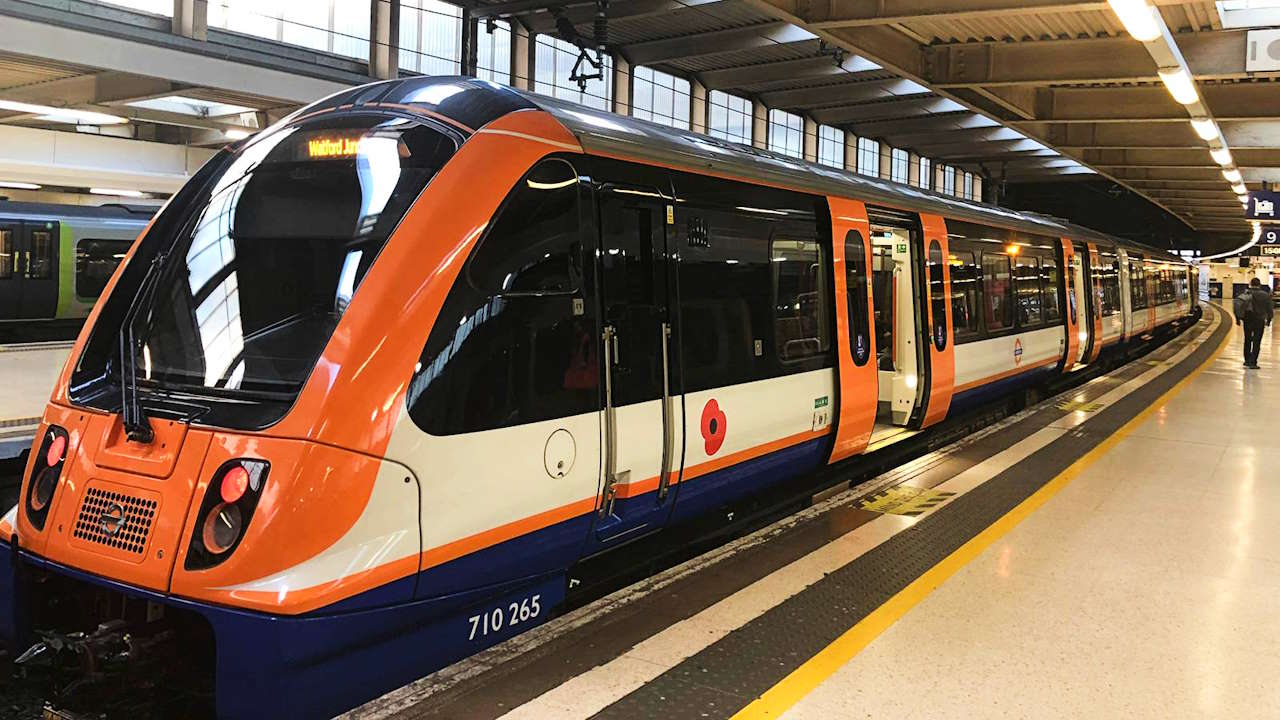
[827,197,877,463]
[918,213,954,428]
[1059,239,1080,372]
[1085,244,1104,363]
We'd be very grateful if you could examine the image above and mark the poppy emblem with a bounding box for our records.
[1013,338,1024,366]
[701,399,727,456]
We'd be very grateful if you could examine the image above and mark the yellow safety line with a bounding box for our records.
[731,312,1231,720]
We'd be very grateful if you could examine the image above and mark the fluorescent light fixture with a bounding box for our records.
[1223,168,1243,183]
[1232,182,1248,195]
[128,95,254,118]
[1108,0,1163,41]
[0,99,127,125]
[1158,68,1199,105]
[224,128,251,140]
[1190,118,1220,141]
[1210,147,1234,165]
[0,181,41,190]
[89,187,146,198]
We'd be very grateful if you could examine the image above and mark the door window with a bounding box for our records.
[771,236,829,362]
[844,230,872,366]
[948,249,980,342]
[1014,255,1042,327]
[0,228,12,279]
[1041,256,1062,323]
[28,230,53,279]
[599,190,667,407]
[927,240,946,350]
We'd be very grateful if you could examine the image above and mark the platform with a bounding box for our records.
[0,342,72,461]
[345,302,1249,720]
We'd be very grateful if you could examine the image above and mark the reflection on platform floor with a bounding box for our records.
[1,341,71,457]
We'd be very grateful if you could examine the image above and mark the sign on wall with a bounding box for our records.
[1261,225,1280,244]
[1246,191,1280,221]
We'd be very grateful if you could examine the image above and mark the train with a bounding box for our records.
[0,77,1198,719]
[0,201,152,339]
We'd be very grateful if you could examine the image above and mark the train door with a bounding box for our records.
[1059,239,1080,372]
[867,208,926,440]
[827,197,878,463]
[591,183,684,545]
[1073,243,1095,363]
[0,220,59,320]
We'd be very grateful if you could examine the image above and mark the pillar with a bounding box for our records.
[172,0,207,40]
[512,22,532,90]
[802,116,817,163]
[908,152,920,187]
[613,54,631,116]
[752,99,767,150]
[691,79,707,134]
[845,133,858,173]
[878,143,892,181]
[369,0,400,80]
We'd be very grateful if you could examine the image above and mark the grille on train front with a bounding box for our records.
[73,486,157,556]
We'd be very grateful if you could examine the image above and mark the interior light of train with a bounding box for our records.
[308,137,362,158]
[527,178,579,190]
[1107,0,1162,42]
[1006,244,1021,255]
[1079,330,1089,343]
[905,374,918,390]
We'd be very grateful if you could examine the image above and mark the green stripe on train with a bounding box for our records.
[55,222,76,320]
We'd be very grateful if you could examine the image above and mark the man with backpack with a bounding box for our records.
[1234,278,1273,369]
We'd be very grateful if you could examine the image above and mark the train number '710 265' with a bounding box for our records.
[468,594,542,641]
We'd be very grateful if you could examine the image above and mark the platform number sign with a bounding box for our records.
[1245,191,1280,221]
[1261,226,1280,245]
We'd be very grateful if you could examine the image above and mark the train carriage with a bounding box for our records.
[0,77,1197,719]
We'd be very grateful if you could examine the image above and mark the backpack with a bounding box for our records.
[1235,290,1254,321]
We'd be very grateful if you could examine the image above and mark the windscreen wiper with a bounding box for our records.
[118,251,169,444]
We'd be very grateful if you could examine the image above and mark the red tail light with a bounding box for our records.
[26,426,69,530]
[185,460,268,570]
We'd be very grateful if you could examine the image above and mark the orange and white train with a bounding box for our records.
[0,77,1197,718]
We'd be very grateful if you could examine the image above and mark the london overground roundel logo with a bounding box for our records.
[1013,338,1024,366]
[701,399,727,456]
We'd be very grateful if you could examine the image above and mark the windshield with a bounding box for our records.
[71,112,456,428]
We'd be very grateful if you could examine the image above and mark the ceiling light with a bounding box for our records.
[1223,168,1243,183]
[0,99,127,125]
[224,128,251,140]
[1210,147,1234,166]
[1190,118,1220,141]
[1158,68,1199,105]
[89,188,146,198]
[0,181,41,190]
[1108,0,1163,41]
[1232,182,1248,195]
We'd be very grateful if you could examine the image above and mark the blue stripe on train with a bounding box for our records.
[948,365,1058,414]
[0,434,833,719]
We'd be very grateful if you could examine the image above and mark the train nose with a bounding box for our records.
[22,409,214,593]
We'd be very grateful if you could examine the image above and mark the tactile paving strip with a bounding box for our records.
[592,306,1228,720]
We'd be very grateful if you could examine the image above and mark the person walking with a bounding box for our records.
[1234,278,1273,369]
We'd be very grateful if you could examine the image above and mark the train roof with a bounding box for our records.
[0,200,155,223]
[269,76,1188,266]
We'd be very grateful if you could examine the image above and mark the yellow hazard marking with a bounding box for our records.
[1055,399,1104,413]
[729,309,1231,720]
[858,486,955,517]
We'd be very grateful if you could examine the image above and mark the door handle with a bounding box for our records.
[600,324,620,517]
[657,322,674,501]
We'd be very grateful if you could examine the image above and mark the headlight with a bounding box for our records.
[185,460,268,570]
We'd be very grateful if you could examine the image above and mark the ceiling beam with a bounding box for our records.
[926,29,1252,87]
[759,77,921,110]
[845,111,990,138]
[1036,121,1280,150]
[516,0,732,34]
[880,124,1029,148]
[623,22,812,66]
[1080,147,1280,167]
[1009,83,1280,124]
[1,71,178,106]
[813,95,953,124]
[798,0,1192,29]
[699,55,885,90]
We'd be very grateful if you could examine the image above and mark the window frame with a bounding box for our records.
[770,231,831,365]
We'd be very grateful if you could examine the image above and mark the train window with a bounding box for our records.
[845,230,872,366]
[0,228,11,279]
[1129,259,1147,310]
[927,240,946,350]
[411,158,597,435]
[75,239,131,298]
[772,236,829,362]
[949,249,980,342]
[468,160,583,295]
[982,252,1014,332]
[1098,254,1121,317]
[871,242,895,370]
[1014,255,1043,327]
[1041,255,1062,323]
[28,230,53,279]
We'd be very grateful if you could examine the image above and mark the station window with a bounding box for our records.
[475,19,513,84]
[1041,255,1062,323]
[708,91,752,145]
[942,166,957,196]
[397,0,463,73]
[917,157,932,190]
[890,148,909,184]
[949,248,980,342]
[817,125,843,169]
[772,237,829,362]
[76,239,131,298]
[632,66,691,129]
[411,158,596,435]
[963,172,975,200]
[210,0,373,62]
[845,230,871,365]
[857,137,880,177]
[982,252,1014,332]
[767,109,804,159]
[535,35,612,111]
